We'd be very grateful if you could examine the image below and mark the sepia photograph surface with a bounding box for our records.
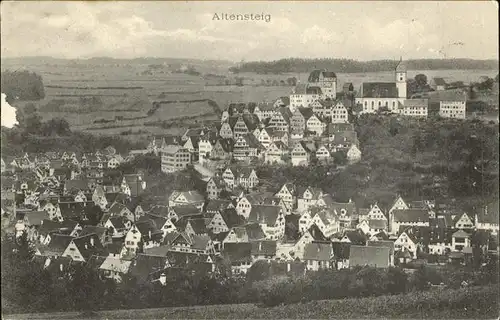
[1,1,499,319]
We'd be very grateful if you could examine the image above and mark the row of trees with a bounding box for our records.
[229,58,499,74]
[2,232,498,314]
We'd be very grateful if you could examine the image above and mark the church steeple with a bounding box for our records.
[395,57,407,99]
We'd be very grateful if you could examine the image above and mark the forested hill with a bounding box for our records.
[229,58,499,74]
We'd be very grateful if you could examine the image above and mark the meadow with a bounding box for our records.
[4,285,498,320]
[2,58,497,144]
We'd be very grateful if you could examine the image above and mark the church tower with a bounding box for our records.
[395,57,407,99]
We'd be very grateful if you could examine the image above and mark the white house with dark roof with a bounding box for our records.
[438,91,467,119]
[400,99,428,118]
[331,100,349,123]
[307,69,337,100]
[274,183,297,210]
[297,186,324,213]
[161,145,191,173]
[291,141,312,166]
[303,242,333,271]
[289,84,321,111]
[264,141,289,165]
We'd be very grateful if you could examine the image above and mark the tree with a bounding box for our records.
[1,70,45,101]
[332,151,347,165]
[24,103,38,115]
[24,113,43,135]
[42,118,71,136]
[406,78,418,96]
[246,260,271,283]
[286,77,298,86]
[415,74,428,88]
[67,263,108,313]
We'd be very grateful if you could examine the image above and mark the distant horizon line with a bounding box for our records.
[1,56,498,64]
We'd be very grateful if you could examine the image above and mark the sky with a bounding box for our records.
[1,1,499,62]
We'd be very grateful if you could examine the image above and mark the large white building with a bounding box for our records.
[289,70,338,111]
[307,70,337,100]
[439,91,467,119]
[355,58,407,114]
[289,84,321,111]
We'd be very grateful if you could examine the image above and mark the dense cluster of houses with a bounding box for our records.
[1,146,498,285]
[128,59,478,178]
[1,62,497,288]
[131,68,364,173]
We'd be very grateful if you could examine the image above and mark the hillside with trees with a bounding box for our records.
[257,115,499,210]
[229,58,499,74]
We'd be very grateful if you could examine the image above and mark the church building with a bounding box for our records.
[355,58,407,114]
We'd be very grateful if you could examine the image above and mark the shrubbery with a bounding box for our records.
[2,232,498,315]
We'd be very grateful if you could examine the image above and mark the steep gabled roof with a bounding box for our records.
[80,226,108,239]
[242,113,260,131]
[248,205,281,225]
[368,219,387,230]
[24,211,50,226]
[360,82,398,98]
[205,199,232,214]
[72,234,106,260]
[220,208,244,229]
[395,59,407,72]
[174,190,204,203]
[392,209,429,223]
[308,70,337,82]
[187,218,208,235]
[171,205,202,218]
[42,234,75,256]
[279,107,292,123]
[298,107,314,120]
[307,224,328,241]
[245,223,266,240]
[343,230,368,245]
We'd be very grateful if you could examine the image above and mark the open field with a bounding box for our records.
[3,58,498,142]
[3,285,498,320]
